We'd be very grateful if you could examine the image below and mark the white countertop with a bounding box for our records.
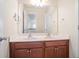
[9,35,70,42]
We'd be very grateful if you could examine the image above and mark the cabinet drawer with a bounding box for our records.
[45,40,69,47]
[13,42,43,49]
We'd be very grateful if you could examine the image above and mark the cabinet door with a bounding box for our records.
[45,47,56,58]
[56,46,68,58]
[30,48,43,58]
[14,49,29,58]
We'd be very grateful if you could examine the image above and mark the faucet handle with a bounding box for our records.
[28,33,31,38]
[48,33,50,36]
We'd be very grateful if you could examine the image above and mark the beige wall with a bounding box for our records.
[0,0,18,57]
[5,0,18,37]
[58,0,78,57]
[4,0,19,57]
[0,0,5,37]
[0,0,8,58]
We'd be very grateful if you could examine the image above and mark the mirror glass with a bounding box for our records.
[18,0,58,34]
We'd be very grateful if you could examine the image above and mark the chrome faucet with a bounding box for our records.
[28,33,31,38]
[47,33,50,38]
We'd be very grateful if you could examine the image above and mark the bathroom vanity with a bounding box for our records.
[9,35,69,58]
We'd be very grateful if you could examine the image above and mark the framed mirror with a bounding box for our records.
[18,0,58,34]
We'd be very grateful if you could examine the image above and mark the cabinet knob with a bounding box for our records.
[55,48,59,50]
[29,50,31,53]
[27,50,30,53]
[26,49,31,53]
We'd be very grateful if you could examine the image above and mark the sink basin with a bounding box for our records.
[31,35,48,39]
[31,33,48,39]
[10,35,29,40]
[49,34,70,39]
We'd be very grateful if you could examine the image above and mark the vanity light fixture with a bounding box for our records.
[30,0,49,7]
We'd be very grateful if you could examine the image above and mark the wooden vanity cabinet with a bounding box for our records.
[10,40,69,58]
[10,42,44,58]
[45,40,69,58]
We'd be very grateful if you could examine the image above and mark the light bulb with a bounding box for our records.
[30,0,48,7]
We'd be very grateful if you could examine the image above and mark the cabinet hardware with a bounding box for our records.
[29,50,31,53]
[55,48,59,50]
[27,50,30,53]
